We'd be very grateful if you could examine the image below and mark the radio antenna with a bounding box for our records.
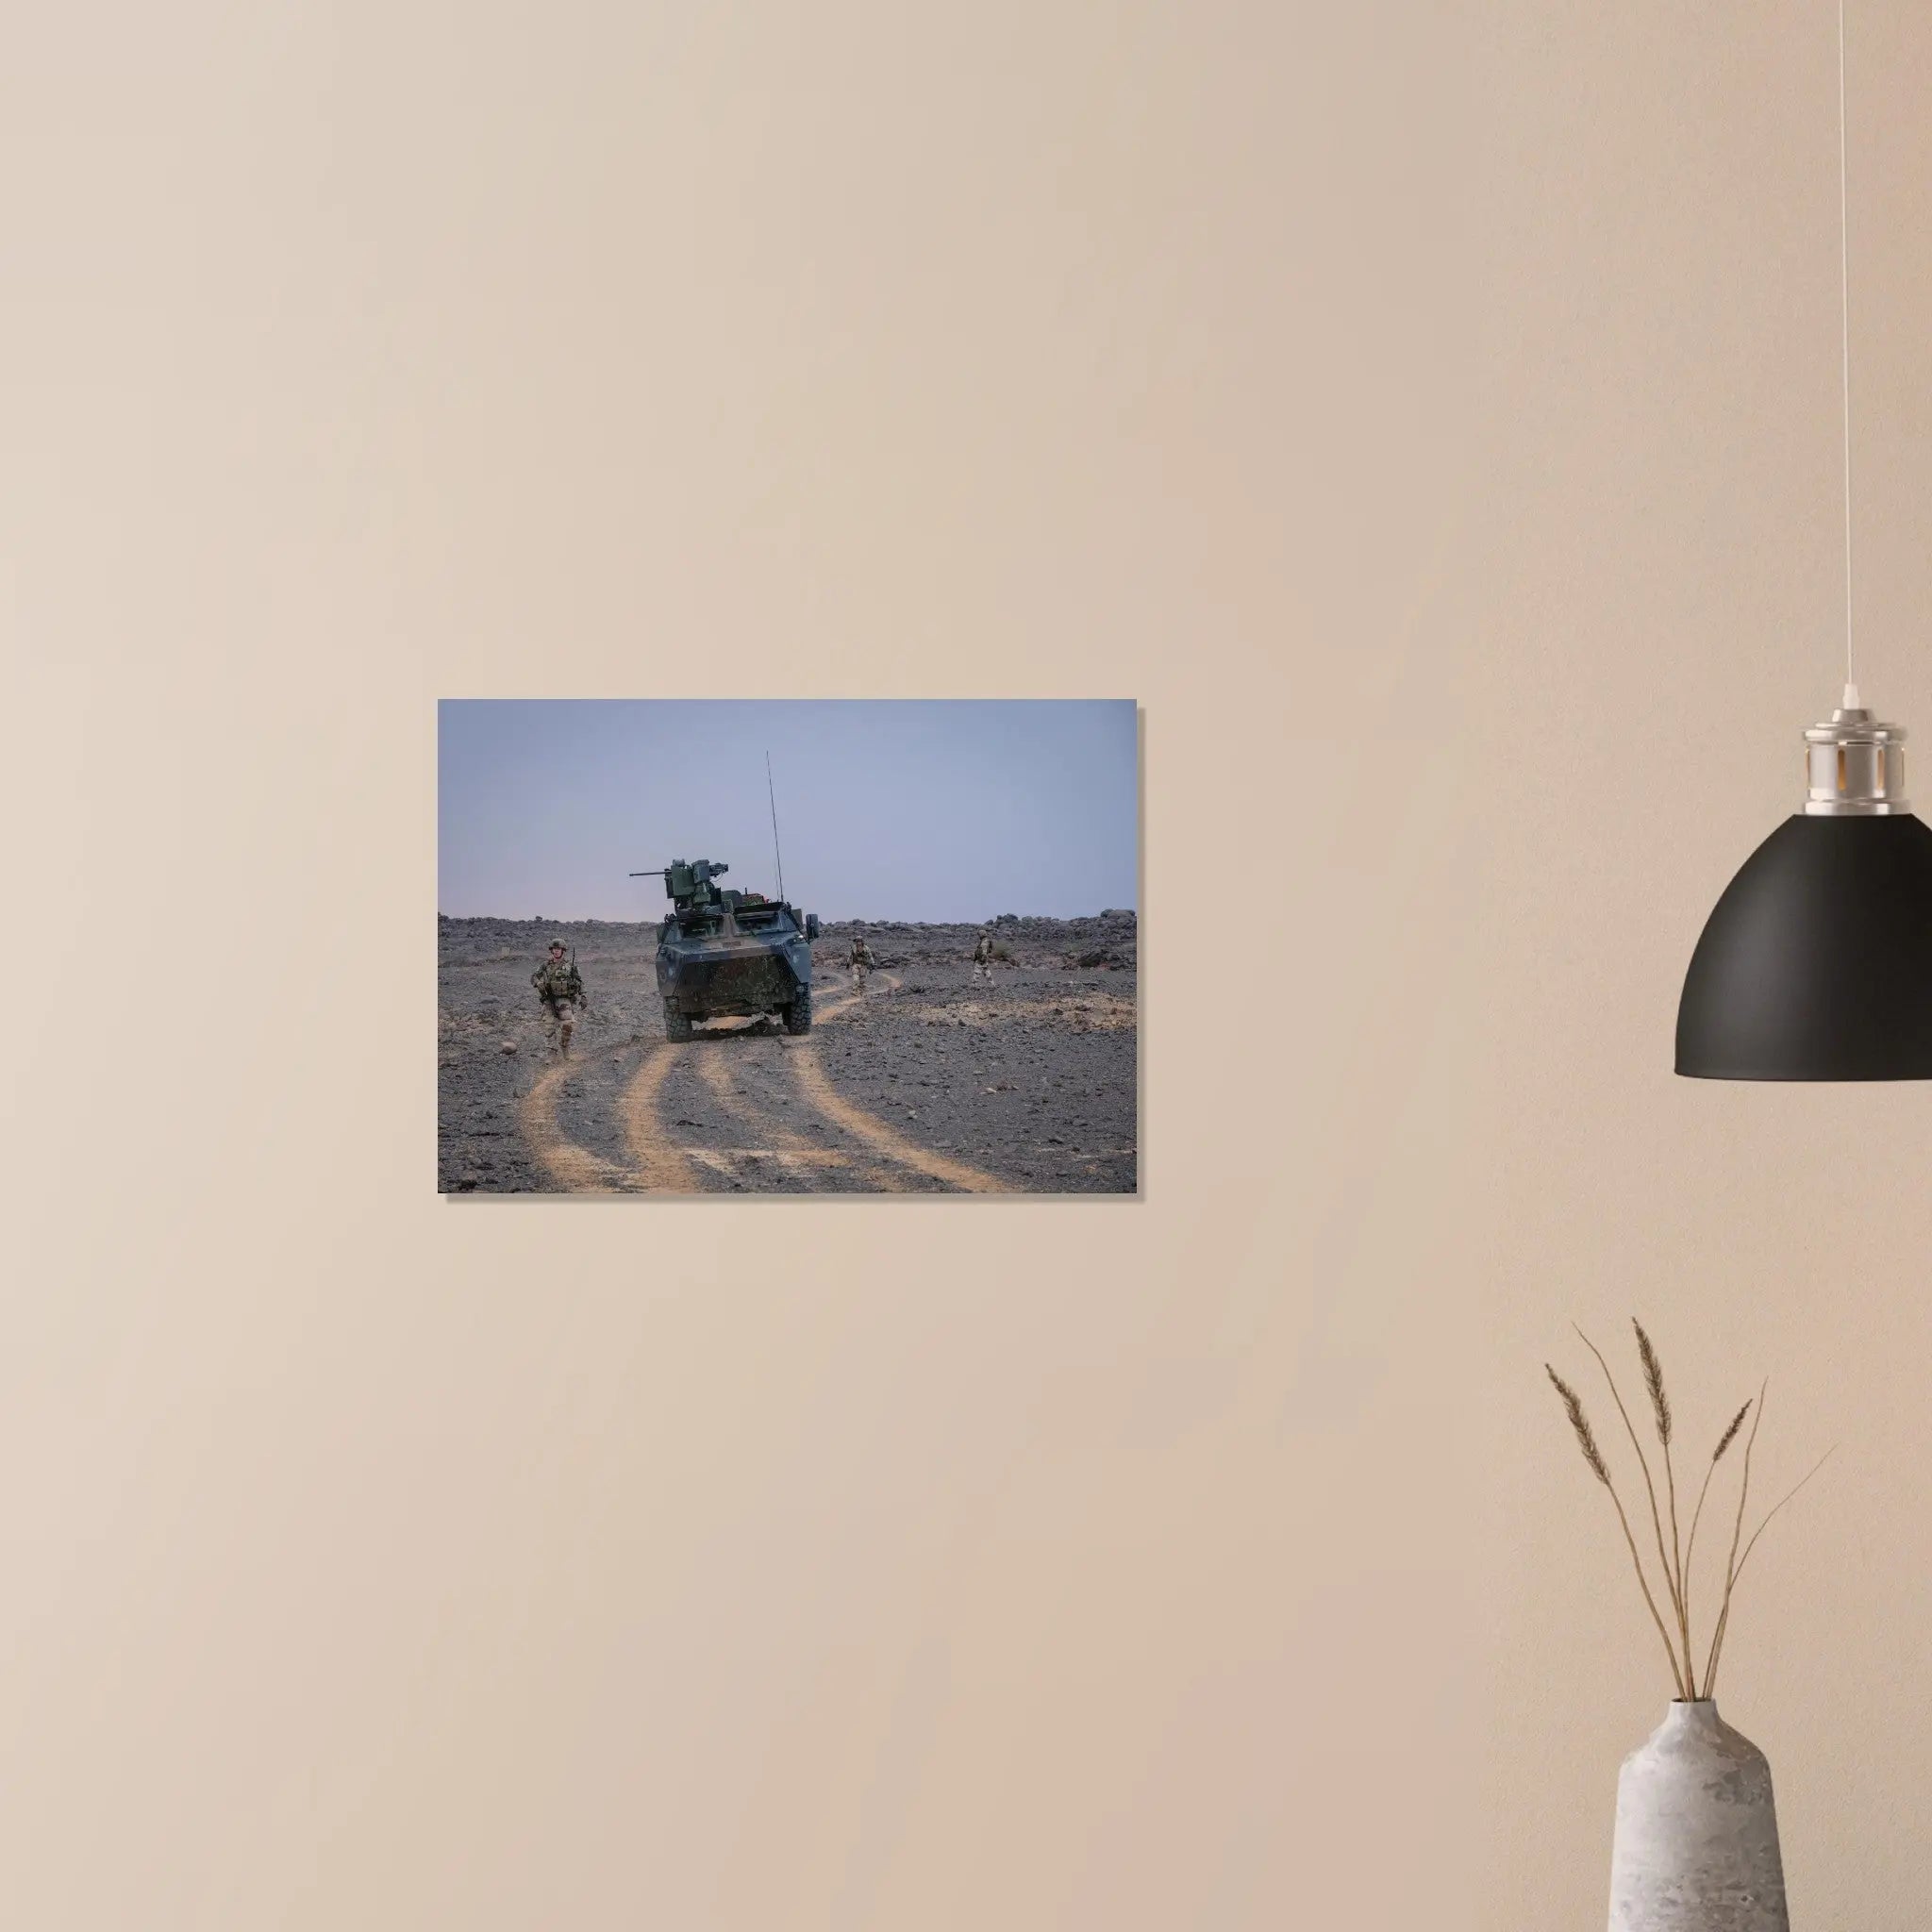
[765,750,786,903]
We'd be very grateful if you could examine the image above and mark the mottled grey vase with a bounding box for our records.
[1607,1701,1788,1931]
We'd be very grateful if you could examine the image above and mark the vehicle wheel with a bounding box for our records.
[664,1005,693,1043]
[784,985,813,1036]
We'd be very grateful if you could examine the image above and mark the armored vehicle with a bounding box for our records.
[630,858,821,1041]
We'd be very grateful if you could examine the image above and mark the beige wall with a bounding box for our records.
[3,3,1924,1926]
[1476,6,1932,1924]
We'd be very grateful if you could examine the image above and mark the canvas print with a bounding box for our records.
[438,700,1139,1195]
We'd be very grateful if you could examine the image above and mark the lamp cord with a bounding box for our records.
[1839,0,1857,704]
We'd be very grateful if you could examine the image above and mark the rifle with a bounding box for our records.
[571,945,594,1021]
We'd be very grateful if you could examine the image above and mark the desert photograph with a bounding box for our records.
[438,699,1139,1195]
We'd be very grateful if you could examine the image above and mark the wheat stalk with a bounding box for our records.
[1574,1324,1687,1683]
[1701,1381,1767,1696]
[1633,1318,1691,1690]
[1548,1338,1827,1703]
[1680,1397,1751,1692]
[1704,1444,1838,1697]
[1545,1364,1689,1697]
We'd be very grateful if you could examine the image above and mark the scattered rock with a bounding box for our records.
[441,909,1134,1193]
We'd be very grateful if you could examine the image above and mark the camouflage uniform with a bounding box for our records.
[849,933,876,993]
[531,943,585,1052]
[972,931,995,985]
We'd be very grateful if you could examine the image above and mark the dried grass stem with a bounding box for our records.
[1546,1335,1826,1703]
[1574,1324,1687,1686]
[1546,1365,1688,1698]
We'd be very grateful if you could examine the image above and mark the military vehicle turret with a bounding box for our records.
[629,858,821,1041]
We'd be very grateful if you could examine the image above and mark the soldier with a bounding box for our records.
[972,927,995,986]
[849,929,876,994]
[531,938,585,1054]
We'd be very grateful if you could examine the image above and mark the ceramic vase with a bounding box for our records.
[1607,1700,1788,1931]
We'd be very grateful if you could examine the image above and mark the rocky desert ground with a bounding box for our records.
[438,910,1138,1194]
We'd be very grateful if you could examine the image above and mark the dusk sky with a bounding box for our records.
[438,700,1139,922]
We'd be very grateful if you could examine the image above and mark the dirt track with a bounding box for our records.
[439,914,1138,1195]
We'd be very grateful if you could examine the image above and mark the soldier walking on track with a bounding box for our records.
[849,929,876,995]
[531,938,585,1054]
[972,928,995,986]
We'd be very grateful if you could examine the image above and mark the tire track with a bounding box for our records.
[692,1045,910,1192]
[619,1042,702,1193]
[523,972,1002,1196]
[518,1055,632,1191]
[693,1047,824,1159]
[786,1045,1008,1192]
[787,975,1010,1194]
[815,971,896,1025]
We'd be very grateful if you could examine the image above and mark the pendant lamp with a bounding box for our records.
[1674,3,1932,1081]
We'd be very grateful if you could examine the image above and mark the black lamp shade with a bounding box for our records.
[1676,813,1932,1078]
